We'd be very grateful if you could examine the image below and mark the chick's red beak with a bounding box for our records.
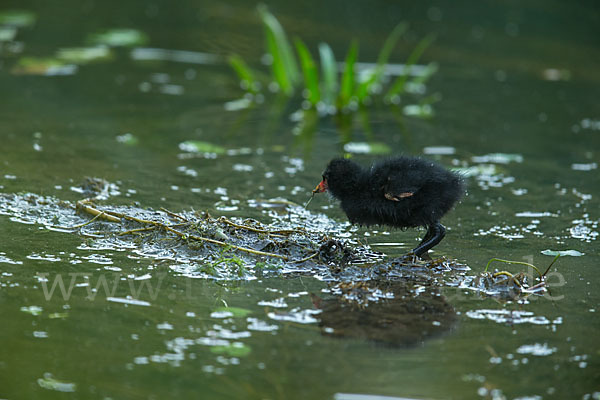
[313,180,328,193]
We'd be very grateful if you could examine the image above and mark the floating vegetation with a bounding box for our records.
[453,163,515,190]
[131,47,222,65]
[37,373,76,393]
[0,26,16,41]
[12,47,112,76]
[229,5,438,118]
[56,46,113,64]
[20,305,43,316]
[402,103,434,118]
[465,309,562,326]
[342,141,392,155]
[571,162,597,171]
[423,146,456,155]
[465,256,561,302]
[578,118,600,131]
[0,9,36,27]
[178,140,227,156]
[116,133,139,146]
[0,191,383,280]
[471,153,523,164]
[210,342,252,357]
[541,68,571,81]
[11,56,77,76]
[211,306,253,318]
[87,28,148,47]
[541,249,583,257]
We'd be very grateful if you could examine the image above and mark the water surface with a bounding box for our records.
[1,1,599,399]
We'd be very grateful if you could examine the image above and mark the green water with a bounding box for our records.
[1,1,599,399]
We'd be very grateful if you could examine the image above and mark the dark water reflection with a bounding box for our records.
[318,279,456,346]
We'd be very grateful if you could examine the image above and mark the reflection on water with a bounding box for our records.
[317,278,456,346]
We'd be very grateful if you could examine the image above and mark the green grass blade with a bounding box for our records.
[386,33,436,100]
[355,22,409,101]
[257,4,300,95]
[318,43,337,106]
[295,38,320,105]
[264,28,291,93]
[338,40,358,108]
[376,22,409,66]
[228,54,259,94]
[410,61,438,85]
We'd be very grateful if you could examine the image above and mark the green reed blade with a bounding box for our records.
[295,38,320,105]
[355,22,408,101]
[318,43,337,106]
[338,40,358,108]
[386,33,436,100]
[228,54,259,94]
[258,4,300,95]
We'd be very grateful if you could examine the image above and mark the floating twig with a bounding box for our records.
[76,201,121,223]
[219,216,304,235]
[291,251,319,263]
[118,226,157,236]
[160,207,189,222]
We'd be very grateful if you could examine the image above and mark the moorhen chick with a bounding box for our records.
[313,157,464,259]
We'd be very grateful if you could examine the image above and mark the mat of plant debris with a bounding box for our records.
[0,181,554,346]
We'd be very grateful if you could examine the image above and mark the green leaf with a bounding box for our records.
[471,153,524,164]
[386,33,436,100]
[116,133,139,146]
[48,312,69,319]
[12,57,76,76]
[37,373,76,393]
[338,40,358,108]
[410,62,438,85]
[178,141,226,155]
[87,28,148,47]
[56,46,113,64]
[228,54,259,94]
[210,342,252,357]
[21,305,43,316]
[257,4,300,95]
[451,164,498,178]
[0,26,17,41]
[402,103,434,118]
[294,38,320,105]
[212,306,252,318]
[541,249,584,257]
[0,10,36,27]
[318,43,337,106]
[356,22,408,101]
[224,98,253,111]
[343,141,392,155]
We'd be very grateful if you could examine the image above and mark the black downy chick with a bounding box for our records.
[314,157,465,258]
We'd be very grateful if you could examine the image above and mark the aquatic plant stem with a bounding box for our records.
[542,254,560,277]
[484,258,543,279]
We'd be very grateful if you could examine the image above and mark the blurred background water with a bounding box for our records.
[0,1,599,399]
